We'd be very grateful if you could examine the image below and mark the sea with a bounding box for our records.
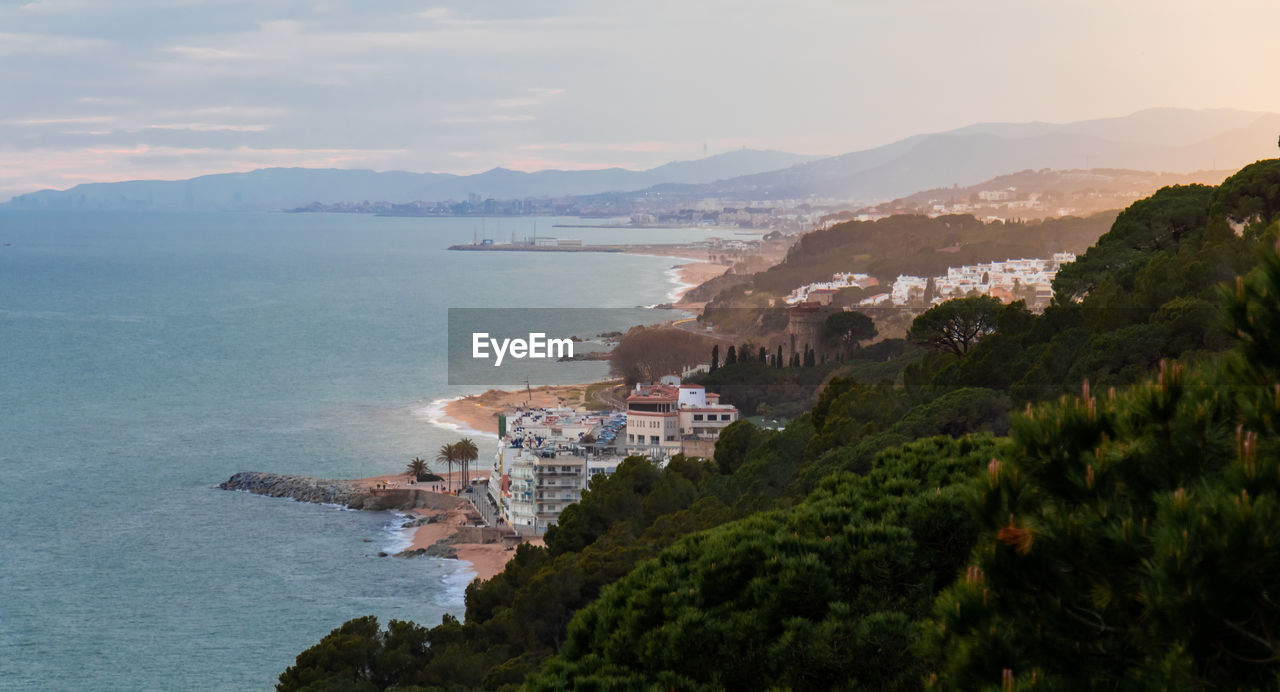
[0,210,729,690]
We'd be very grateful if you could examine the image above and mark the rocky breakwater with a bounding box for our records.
[218,472,465,513]
[219,472,360,505]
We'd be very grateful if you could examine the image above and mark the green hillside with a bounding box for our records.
[278,160,1280,691]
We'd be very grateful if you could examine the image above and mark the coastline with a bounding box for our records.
[621,245,727,306]
[424,250,718,441]
[409,246,719,581]
[354,472,515,582]
[430,382,618,437]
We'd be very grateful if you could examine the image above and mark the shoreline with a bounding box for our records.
[354,472,515,582]
[407,247,720,580]
[430,382,619,437]
[423,255,717,439]
[621,246,727,305]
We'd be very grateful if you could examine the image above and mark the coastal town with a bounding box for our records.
[444,377,741,536]
[419,247,1080,548]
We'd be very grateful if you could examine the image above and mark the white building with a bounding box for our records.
[889,254,1075,307]
[785,272,877,304]
[623,381,739,460]
[487,406,626,533]
[891,275,928,305]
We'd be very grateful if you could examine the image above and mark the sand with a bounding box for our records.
[408,255,725,582]
[454,544,516,582]
[439,382,622,436]
[352,472,520,582]
[673,261,728,304]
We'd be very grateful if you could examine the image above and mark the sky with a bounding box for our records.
[2,0,1278,198]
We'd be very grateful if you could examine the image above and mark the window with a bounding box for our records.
[650,435,659,445]
[721,414,731,421]
[665,435,675,441]
[693,414,703,421]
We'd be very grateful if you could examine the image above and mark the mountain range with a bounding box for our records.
[0,149,820,212]
[619,108,1280,205]
[5,108,1278,212]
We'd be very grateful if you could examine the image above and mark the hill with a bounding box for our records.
[607,108,1280,205]
[845,167,1233,221]
[0,149,821,212]
[278,159,1280,690]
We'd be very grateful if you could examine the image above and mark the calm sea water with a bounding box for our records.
[0,211,727,690]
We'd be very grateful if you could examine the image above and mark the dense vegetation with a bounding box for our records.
[280,160,1280,691]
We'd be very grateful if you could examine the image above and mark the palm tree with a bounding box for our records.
[406,457,427,483]
[455,438,479,490]
[436,443,456,491]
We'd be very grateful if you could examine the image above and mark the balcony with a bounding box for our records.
[535,467,581,477]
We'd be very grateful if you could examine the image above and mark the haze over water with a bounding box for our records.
[0,211,723,690]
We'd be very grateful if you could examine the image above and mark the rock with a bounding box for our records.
[400,513,445,528]
[377,552,388,557]
[218,472,360,506]
[394,540,458,560]
[218,472,468,514]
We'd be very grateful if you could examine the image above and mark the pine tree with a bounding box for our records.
[929,243,1280,689]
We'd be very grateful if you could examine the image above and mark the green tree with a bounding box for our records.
[710,344,719,372]
[406,457,427,482]
[531,435,1001,691]
[436,443,456,491]
[928,248,1280,689]
[907,295,1003,357]
[824,310,878,359]
[277,616,431,691]
[724,345,737,366]
[455,438,479,489]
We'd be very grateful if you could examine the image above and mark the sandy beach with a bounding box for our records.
[672,261,728,303]
[437,381,623,436]
[621,245,729,305]
[406,251,719,581]
[354,471,518,582]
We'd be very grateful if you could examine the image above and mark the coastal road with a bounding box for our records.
[591,383,627,410]
[671,315,740,343]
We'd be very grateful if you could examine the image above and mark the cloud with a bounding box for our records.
[438,114,536,125]
[0,143,411,197]
[2,0,1279,196]
[416,7,453,21]
[11,116,116,126]
[0,31,112,55]
[144,123,270,132]
[520,140,675,153]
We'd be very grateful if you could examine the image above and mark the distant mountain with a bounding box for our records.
[612,108,1280,205]
[846,167,1235,221]
[1,149,822,211]
[8,108,1278,212]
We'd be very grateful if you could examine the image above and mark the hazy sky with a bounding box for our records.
[2,0,1278,197]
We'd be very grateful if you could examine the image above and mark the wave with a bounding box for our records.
[665,265,694,303]
[414,397,494,439]
[379,510,417,554]
[440,559,477,600]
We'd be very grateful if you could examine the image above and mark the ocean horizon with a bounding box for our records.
[0,210,722,690]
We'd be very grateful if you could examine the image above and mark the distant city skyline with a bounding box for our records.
[2,0,1278,198]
